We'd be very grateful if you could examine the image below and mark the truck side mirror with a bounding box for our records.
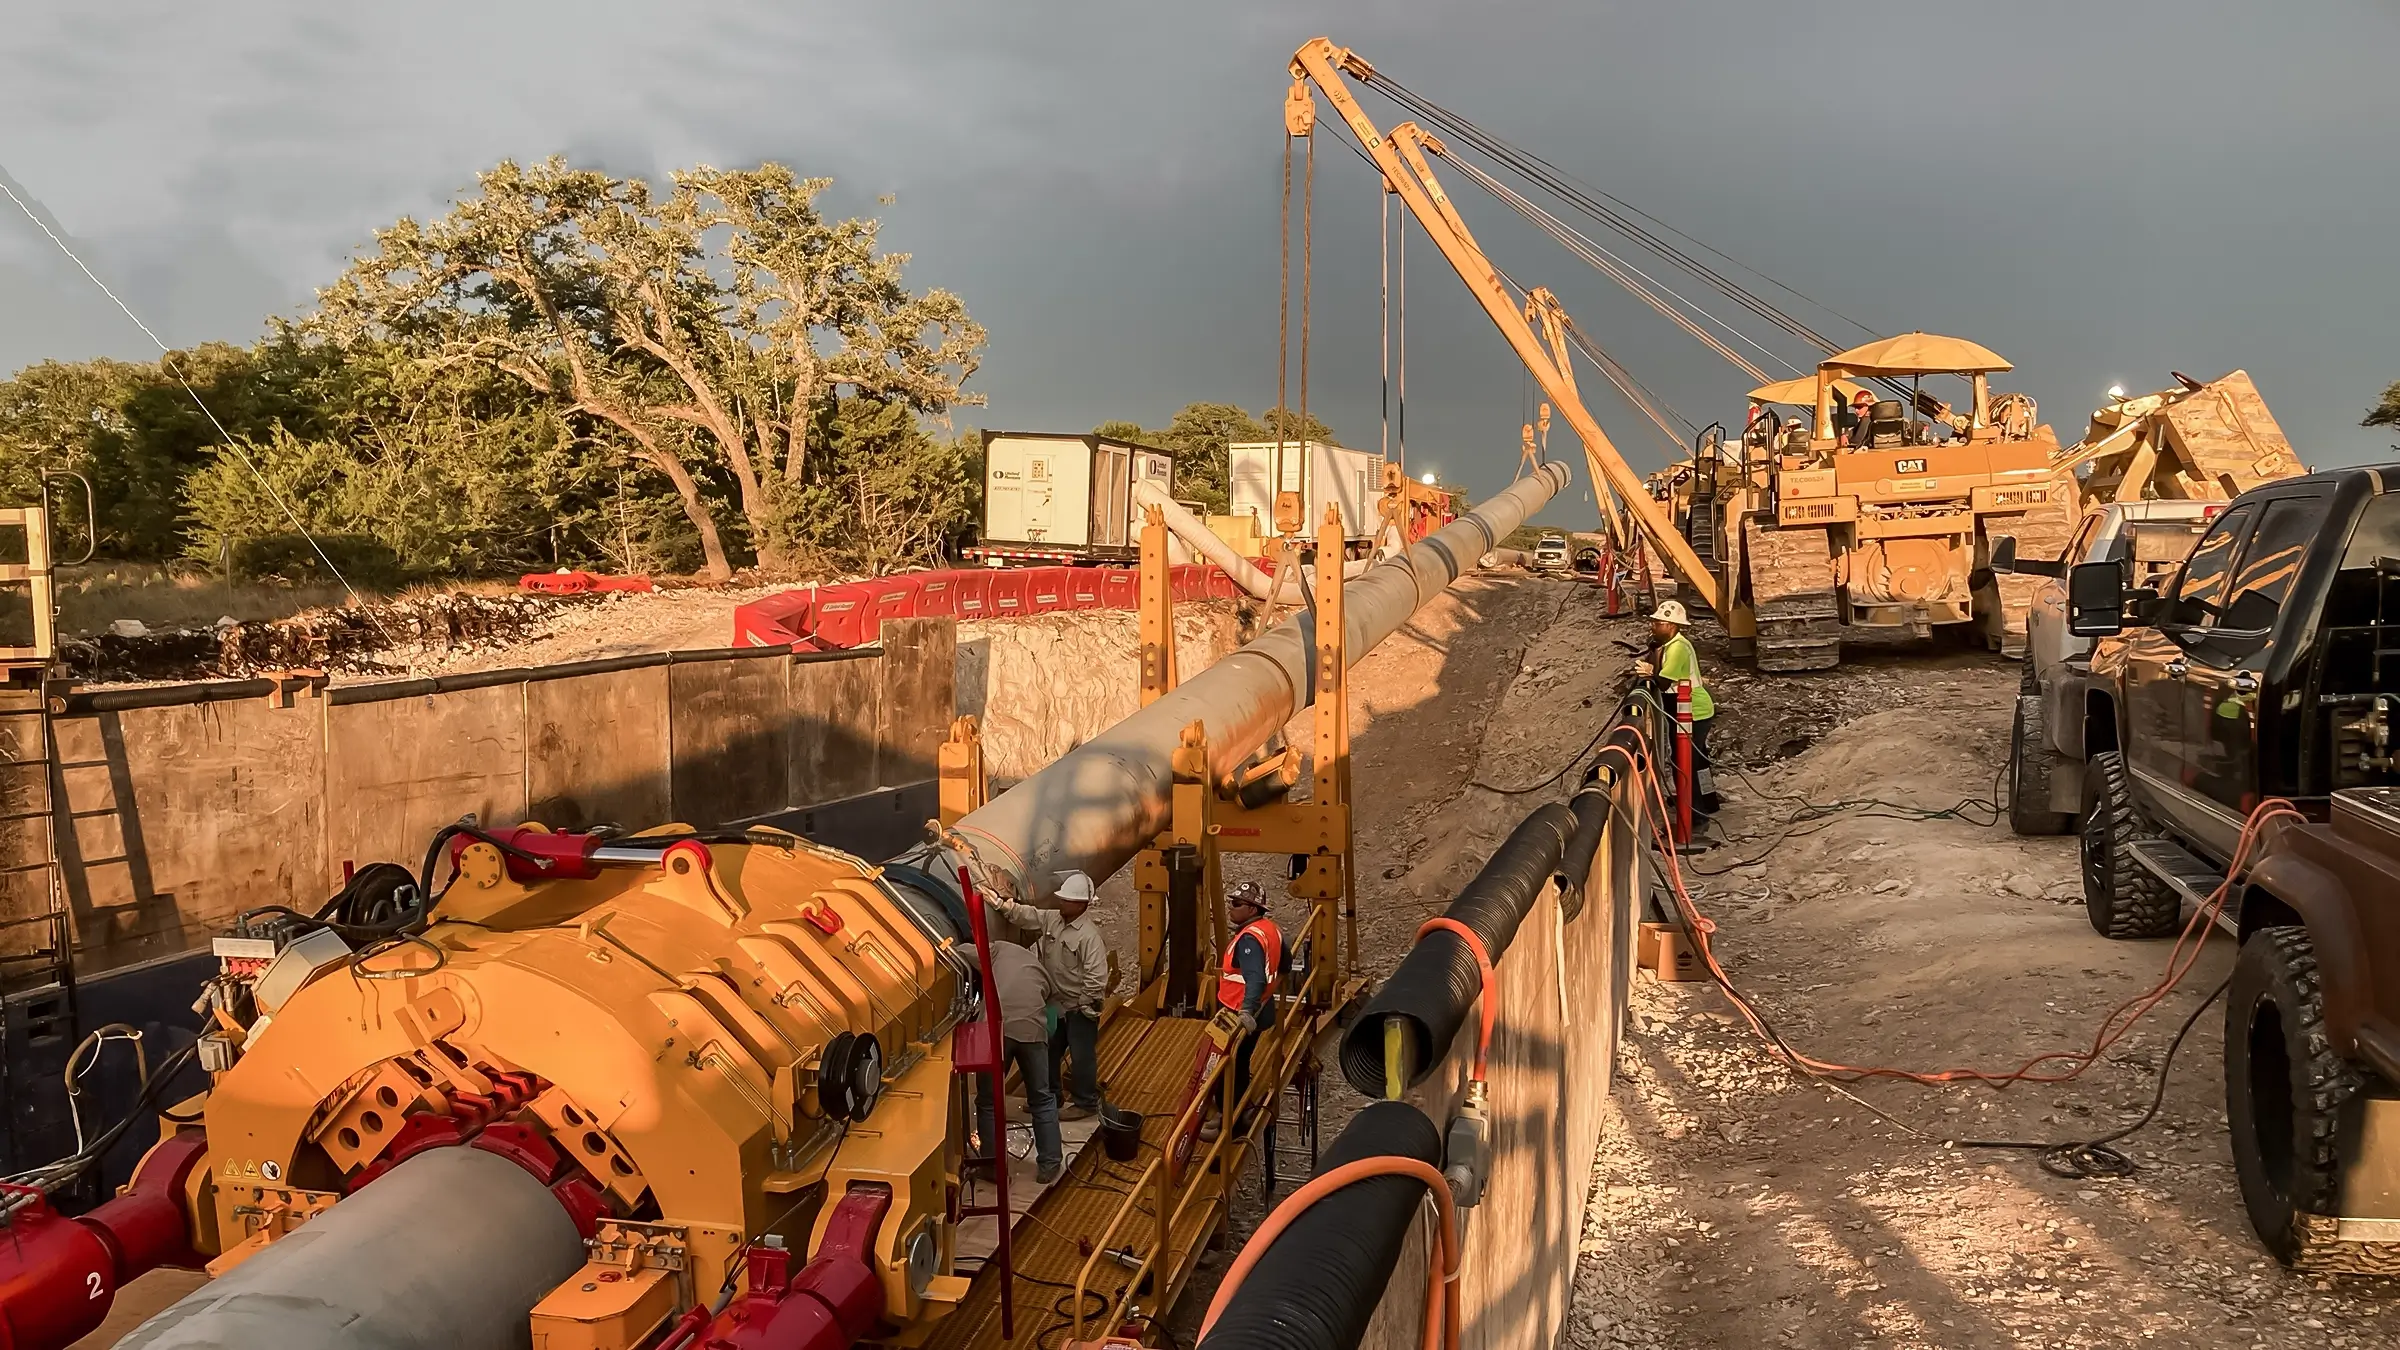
[2067,561,2127,637]
[1988,536,2018,573]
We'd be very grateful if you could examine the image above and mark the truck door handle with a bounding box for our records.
[2165,661,2189,678]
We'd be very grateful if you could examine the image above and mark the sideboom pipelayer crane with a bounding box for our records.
[1293,38,2187,672]
[1286,38,1726,621]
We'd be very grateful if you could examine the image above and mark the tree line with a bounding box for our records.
[3,159,989,585]
[0,156,1350,589]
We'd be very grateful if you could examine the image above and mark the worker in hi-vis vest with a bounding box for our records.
[1199,880,1282,1142]
[1634,600,1721,817]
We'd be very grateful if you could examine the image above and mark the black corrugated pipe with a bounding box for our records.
[1194,1100,1442,1350]
[1553,782,1612,923]
[1340,800,1576,1097]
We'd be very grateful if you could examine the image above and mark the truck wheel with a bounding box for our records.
[2079,751,2178,938]
[2019,657,2040,697]
[2008,696,2075,836]
[2226,925,2365,1265]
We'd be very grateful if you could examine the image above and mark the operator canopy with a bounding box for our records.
[1749,374,1868,406]
[1821,332,2012,377]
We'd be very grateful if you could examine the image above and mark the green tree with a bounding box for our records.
[775,398,977,573]
[1090,403,1336,513]
[307,157,986,578]
[0,343,331,560]
[2366,381,2400,435]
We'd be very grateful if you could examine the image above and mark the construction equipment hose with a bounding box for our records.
[1194,1101,1451,1350]
[1339,799,1575,1096]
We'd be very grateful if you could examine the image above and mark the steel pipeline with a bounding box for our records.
[944,461,1570,901]
[115,1147,588,1350]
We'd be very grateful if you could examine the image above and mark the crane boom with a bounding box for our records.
[1289,37,1723,611]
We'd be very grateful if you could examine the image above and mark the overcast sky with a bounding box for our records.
[3,0,2395,522]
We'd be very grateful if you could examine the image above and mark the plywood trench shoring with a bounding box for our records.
[1360,793,1647,1350]
[33,619,955,975]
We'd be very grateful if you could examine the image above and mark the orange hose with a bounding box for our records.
[1416,917,1496,1083]
[1595,724,2302,1089]
[1199,1155,1459,1350]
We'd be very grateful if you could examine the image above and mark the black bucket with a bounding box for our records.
[1098,1102,1143,1163]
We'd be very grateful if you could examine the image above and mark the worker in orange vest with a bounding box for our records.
[1200,881,1282,1142]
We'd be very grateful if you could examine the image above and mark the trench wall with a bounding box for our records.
[20,619,957,976]
[1360,781,1650,1350]
[956,601,1250,783]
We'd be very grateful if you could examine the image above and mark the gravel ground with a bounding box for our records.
[1562,646,2400,1350]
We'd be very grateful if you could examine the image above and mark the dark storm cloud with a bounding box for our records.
[2,0,2394,514]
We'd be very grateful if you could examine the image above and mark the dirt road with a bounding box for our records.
[1568,646,2400,1350]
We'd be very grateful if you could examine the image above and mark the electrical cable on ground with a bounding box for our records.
[1598,716,2303,1180]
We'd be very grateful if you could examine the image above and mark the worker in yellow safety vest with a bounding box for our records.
[1199,880,1282,1142]
[1634,600,1720,817]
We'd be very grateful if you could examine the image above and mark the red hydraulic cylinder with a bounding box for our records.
[701,1183,891,1350]
[0,1130,206,1350]
[1673,679,1695,847]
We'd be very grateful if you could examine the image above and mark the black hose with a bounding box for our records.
[1194,1100,1442,1350]
[1554,783,1611,923]
[1340,800,1576,1096]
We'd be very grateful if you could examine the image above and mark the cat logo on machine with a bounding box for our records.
[1895,458,1929,475]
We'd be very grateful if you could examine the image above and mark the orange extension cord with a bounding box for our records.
[1199,1155,1461,1350]
[1415,917,1496,1084]
[1201,717,2298,1346]
[1595,723,2304,1091]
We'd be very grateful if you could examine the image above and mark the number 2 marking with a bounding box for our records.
[88,1271,103,1299]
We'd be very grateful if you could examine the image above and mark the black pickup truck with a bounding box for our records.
[2068,466,2400,938]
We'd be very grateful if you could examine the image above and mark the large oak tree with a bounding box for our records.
[310,158,985,577]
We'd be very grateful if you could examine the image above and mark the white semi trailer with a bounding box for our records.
[1227,440,1386,552]
[975,432,1175,564]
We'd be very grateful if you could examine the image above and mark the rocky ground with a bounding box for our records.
[57,583,786,683]
[1561,643,2400,1350]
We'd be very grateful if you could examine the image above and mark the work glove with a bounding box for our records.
[1237,1010,1258,1035]
[1633,659,1656,678]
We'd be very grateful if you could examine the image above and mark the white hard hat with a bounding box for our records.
[1055,871,1100,904]
[1651,600,1689,626]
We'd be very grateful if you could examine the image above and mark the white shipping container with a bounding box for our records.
[1226,441,1386,544]
[980,432,1173,560]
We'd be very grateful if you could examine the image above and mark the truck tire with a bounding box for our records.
[2019,657,2040,697]
[2226,925,2366,1265]
[2008,696,2075,836]
[2078,751,2178,938]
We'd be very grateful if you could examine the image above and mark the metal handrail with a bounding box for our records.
[1070,1009,1309,1339]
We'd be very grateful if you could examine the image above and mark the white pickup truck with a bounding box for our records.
[1994,501,2214,834]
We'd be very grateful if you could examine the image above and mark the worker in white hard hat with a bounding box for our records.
[1634,600,1721,817]
[983,870,1112,1118]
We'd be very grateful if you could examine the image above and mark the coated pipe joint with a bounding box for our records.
[1341,798,1577,1097]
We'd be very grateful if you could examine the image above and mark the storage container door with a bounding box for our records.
[985,451,1026,543]
[1092,446,1128,548]
[1022,451,1057,542]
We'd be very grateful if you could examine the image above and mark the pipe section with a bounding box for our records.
[1193,1101,1442,1350]
[1341,799,1576,1097]
[117,1146,587,1350]
[949,461,1570,901]
[1130,482,1373,602]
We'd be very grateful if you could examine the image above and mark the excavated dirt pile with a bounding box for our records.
[62,592,595,682]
